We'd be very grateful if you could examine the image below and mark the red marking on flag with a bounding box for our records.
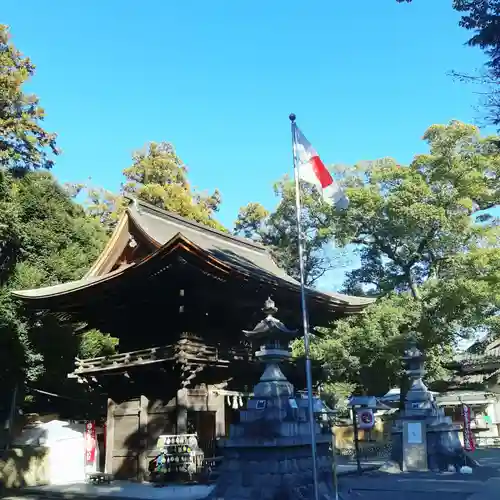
[310,156,333,188]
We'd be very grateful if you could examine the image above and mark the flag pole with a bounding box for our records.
[289,113,320,500]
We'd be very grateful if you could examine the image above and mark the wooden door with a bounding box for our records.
[110,398,142,480]
[108,396,176,481]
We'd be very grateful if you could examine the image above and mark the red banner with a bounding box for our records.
[85,421,97,465]
[462,404,476,452]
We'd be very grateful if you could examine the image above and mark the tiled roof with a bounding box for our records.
[13,199,375,310]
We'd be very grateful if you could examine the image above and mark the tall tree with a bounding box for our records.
[235,177,347,286]
[75,184,126,234]
[0,26,116,414]
[0,25,58,173]
[452,0,500,126]
[338,121,499,300]
[81,141,225,232]
[312,120,500,399]
[397,1,500,127]
[0,171,115,408]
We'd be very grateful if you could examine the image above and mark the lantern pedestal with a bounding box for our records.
[390,342,477,472]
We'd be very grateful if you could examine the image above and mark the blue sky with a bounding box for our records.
[3,0,492,290]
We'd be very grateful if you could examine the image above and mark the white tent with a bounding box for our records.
[13,420,98,485]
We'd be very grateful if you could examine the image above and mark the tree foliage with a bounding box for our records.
[312,121,500,399]
[0,25,58,173]
[81,141,225,233]
[235,178,348,286]
[397,1,500,127]
[0,171,113,401]
[284,121,500,401]
[0,27,116,412]
[339,121,499,299]
[452,1,500,126]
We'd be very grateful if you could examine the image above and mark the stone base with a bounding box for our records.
[391,427,477,472]
[207,442,336,500]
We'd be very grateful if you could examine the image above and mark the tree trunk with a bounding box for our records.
[399,372,409,411]
[405,269,421,301]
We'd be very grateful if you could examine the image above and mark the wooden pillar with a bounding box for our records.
[138,395,149,482]
[205,386,226,440]
[176,388,188,434]
[211,390,226,438]
[105,398,115,474]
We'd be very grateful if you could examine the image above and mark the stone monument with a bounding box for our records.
[390,340,477,472]
[207,298,336,500]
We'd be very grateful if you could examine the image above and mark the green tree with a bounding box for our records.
[396,1,500,127]
[451,0,500,126]
[123,141,225,230]
[0,25,58,173]
[235,178,347,286]
[0,26,117,416]
[81,185,127,234]
[80,141,226,232]
[312,120,500,398]
[0,172,115,400]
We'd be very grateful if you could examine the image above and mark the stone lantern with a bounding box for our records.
[243,297,296,400]
[389,339,478,472]
[403,341,435,416]
[207,298,336,500]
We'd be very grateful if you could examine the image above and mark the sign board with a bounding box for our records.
[358,409,375,430]
[402,421,427,471]
[84,421,97,466]
[255,400,267,410]
[407,422,423,444]
[462,404,476,452]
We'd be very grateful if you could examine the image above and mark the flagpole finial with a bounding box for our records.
[289,113,296,123]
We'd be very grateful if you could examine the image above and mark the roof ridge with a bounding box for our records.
[128,197,268,253]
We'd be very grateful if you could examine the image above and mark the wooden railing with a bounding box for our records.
[71,344,176,376]
[70,339,253,377]
[176,339,252,364]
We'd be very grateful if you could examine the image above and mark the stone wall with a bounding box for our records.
[0,446,49,488]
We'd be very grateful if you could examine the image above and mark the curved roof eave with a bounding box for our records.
[126,201,375,310]
[12,232,374,313]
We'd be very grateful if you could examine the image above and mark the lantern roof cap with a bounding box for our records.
[243,298,297,340]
